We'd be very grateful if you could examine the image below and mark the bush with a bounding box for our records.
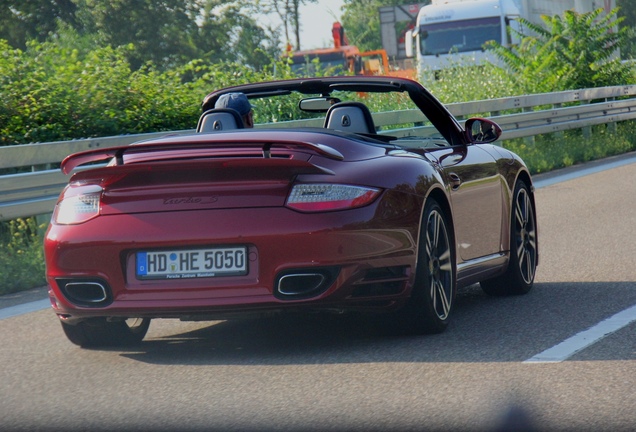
[0,41,210,145]
[487,8,634,93]
[425,60,522,103]
[0,38,335,147]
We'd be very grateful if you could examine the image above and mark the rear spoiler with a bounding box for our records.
[61,138,345,175]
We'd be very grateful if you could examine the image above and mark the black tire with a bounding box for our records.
[481,180,537,296]
[399,198,456,334]
[61,318,150,348]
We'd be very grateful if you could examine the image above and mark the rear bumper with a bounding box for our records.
[45,202,422,321]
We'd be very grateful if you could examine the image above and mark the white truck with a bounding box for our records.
[405,0,616,77]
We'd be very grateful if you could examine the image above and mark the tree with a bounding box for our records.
[85,0,283,70]
[83,0,203,70]
[0,0,79,49]
[0,0,282,71]
[196,1,283,69]
[254,0,317,51]
[488,8,633,93]
[616,0,636,59]
[341,0,426,52]
[234,21,282,69]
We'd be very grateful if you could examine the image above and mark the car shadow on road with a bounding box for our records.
[118,281,636,365]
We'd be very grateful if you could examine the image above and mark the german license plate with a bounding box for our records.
[136,246,248,280]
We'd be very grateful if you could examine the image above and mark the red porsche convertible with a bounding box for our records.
[44,76,538,347]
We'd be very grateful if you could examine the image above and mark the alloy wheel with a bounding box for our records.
[514,188,537,285]
[425,209,453,320]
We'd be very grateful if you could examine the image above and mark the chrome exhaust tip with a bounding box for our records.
[56,279,112,307]
[274,267,339,300]
[278,273,326,296]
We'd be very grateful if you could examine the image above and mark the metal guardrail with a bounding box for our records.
[2,85,636,221]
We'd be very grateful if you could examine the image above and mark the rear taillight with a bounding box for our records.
[52,184,102,225]
[286,184,381,212]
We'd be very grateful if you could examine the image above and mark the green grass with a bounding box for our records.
[0,217,47,296]
[503,121,636,174]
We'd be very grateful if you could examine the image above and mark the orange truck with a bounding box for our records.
[290,23,414,78]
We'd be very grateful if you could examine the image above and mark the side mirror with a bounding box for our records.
[464,118,502,144]
[405,29,414,58]
[507,17,521,46]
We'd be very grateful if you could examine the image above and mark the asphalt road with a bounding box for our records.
[2,153,636,431]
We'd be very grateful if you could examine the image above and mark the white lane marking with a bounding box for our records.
[524,303,636,363]
[525,154,636,362]
[0,299,50,320]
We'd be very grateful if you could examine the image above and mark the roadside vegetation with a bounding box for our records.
[0,218,47,295]
[0,5,635,295]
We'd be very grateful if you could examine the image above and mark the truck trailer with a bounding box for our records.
[405,0,616,78]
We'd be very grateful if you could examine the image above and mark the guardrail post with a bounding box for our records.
[36,213,52,233]
[523,107,535,146]
[553,103,565,140]
[581,100,592,140]
[607,97,617,134]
